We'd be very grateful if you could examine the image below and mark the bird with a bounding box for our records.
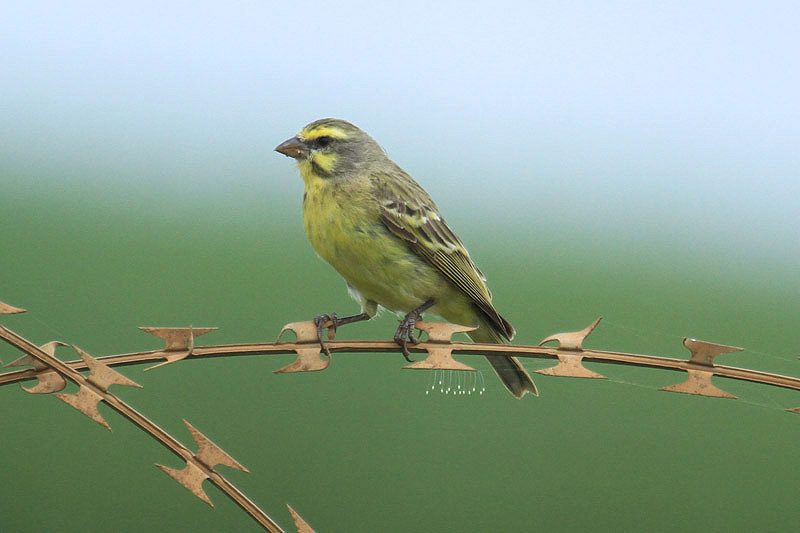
[275,118,538,398]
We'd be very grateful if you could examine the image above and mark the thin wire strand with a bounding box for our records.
[602,374,792,414]
[602,317,800,364]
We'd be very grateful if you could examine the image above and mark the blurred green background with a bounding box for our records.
[2,1,799,531]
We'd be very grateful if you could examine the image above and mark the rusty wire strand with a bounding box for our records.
[3,336,800,394]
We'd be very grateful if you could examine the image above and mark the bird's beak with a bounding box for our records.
[274,136,309,159]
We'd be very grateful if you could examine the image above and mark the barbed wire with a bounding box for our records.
[2,300,799,531]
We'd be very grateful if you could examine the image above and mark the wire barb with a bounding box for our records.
[659,338,743,398]
[536,317,606,378]
[4,341,68,393]
[54,346,143,429]
[140,326,218,371]
[155,419,250,506]
[274,322,331,373]
[0,300,26,314]
[403,321,477,371]
[287,505,316,533]
[55,386,112,429]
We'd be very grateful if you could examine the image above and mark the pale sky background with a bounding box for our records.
[2,1,798,260]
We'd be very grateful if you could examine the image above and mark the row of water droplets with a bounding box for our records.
[425,369,486,396]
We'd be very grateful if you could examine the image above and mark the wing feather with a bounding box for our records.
[374,171,514,340]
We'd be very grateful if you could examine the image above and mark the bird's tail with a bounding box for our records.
[468,317,538,398]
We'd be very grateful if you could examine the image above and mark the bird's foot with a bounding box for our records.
[313,313,339,356]
[394,300,435,362]
[394,318,419,362]
[312,311,372,356]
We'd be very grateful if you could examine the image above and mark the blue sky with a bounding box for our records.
[3,1,798,258]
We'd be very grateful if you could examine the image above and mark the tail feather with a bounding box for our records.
[468,317,538,398]
[484,354,539,398]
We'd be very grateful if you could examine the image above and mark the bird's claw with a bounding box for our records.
[313,313,339,355]
[393,300,434,362]
[394,317,420,362]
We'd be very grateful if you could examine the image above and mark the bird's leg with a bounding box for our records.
[394,299,435,362]
[313,312,371,355]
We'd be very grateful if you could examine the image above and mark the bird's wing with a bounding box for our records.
[374,171,515,340]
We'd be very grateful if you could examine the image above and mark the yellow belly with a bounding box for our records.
[301,179,458,314]
[300,173,479,328]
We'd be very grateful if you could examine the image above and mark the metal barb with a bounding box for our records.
[156,420,250,507]
[287,504,316,533]
[536,317,606,378]
[75,346,143,391]
[5,341,65,370]
[539,316,602,351]
[5,341,68,393]
[53,347,143,429]
[140,326,218,371]
[659,338,743,399]
[274,322,331,373]
[21,371,67,394]
[403,321,476,371]
[184,419,249,473]
[54,386,112,430]
[683,337,744,367]
[156,461,214,506]
[0,300,26,314]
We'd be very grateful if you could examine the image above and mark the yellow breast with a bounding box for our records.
[300,164,369,267]
[298,162,452,313]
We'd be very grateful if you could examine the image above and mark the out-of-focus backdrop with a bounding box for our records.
[2,2,798,531]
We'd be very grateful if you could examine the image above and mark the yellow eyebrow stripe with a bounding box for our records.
[300,125,350,141]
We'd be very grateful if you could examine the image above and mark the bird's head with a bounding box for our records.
[275,118,385,179]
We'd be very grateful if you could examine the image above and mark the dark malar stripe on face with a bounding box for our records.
[310,160,333,178]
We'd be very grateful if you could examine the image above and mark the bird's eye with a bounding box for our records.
[315,136,333,148]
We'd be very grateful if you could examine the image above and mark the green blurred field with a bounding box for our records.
[2,180,798,532]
